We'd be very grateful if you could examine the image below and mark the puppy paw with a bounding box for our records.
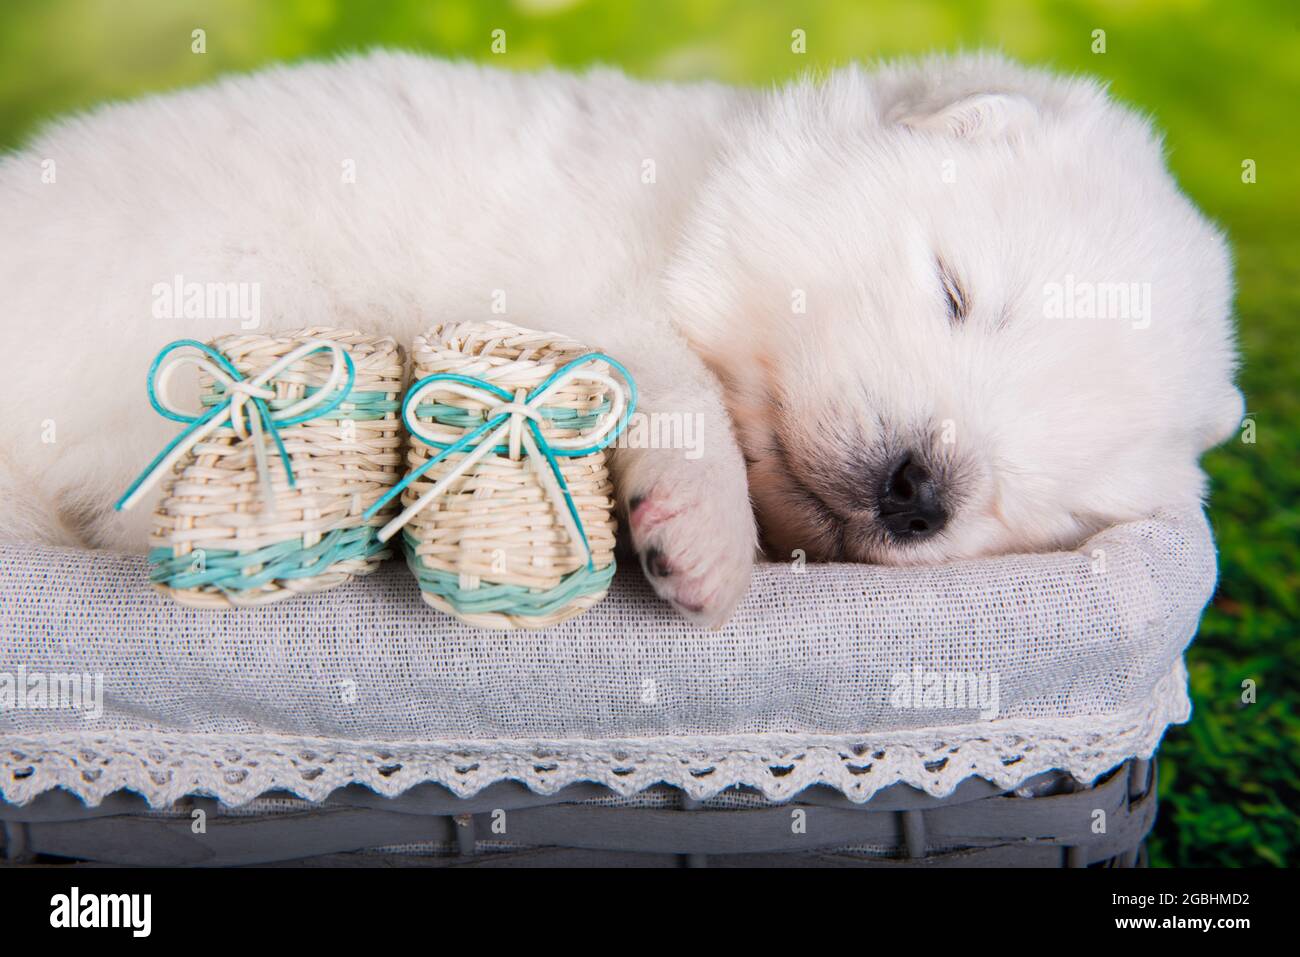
[621,468,757,629]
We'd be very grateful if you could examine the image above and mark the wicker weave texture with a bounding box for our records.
[400,320,619,628]
[0,762,1156,868]
[149,327,405,608]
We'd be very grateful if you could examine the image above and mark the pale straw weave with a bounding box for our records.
[398,320,620,628]
[148,327,405,608]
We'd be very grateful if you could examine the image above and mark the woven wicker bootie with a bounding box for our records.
[368,320,636,628]
[117,327,406,607]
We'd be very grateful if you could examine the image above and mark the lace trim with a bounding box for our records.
[1,662,1189,809]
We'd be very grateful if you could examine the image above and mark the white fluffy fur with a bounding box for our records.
[0,51,1241,626]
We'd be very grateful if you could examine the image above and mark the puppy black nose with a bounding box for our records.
[877,455,947,540]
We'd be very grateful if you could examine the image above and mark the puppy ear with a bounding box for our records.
[893,92,1038,140]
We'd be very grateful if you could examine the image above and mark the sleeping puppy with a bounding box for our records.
[0,52,1241,627]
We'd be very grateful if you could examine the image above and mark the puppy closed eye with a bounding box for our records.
[937,257,969,324]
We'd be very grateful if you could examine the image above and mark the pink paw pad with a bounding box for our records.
[628,494,682,538]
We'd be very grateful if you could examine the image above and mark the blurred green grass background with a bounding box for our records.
[1,0,1295,866]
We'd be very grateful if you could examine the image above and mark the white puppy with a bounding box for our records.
[0,51,1241,626]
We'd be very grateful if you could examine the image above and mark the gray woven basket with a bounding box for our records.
[0,760,1154,867]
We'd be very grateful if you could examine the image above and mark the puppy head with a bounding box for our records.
[668,53,1242,563]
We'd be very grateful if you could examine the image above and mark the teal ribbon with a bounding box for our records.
[364,352,636,570]
[115,338,356,512]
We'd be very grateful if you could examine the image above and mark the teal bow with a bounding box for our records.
[116,338,356,514]
[365,352,636,569]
